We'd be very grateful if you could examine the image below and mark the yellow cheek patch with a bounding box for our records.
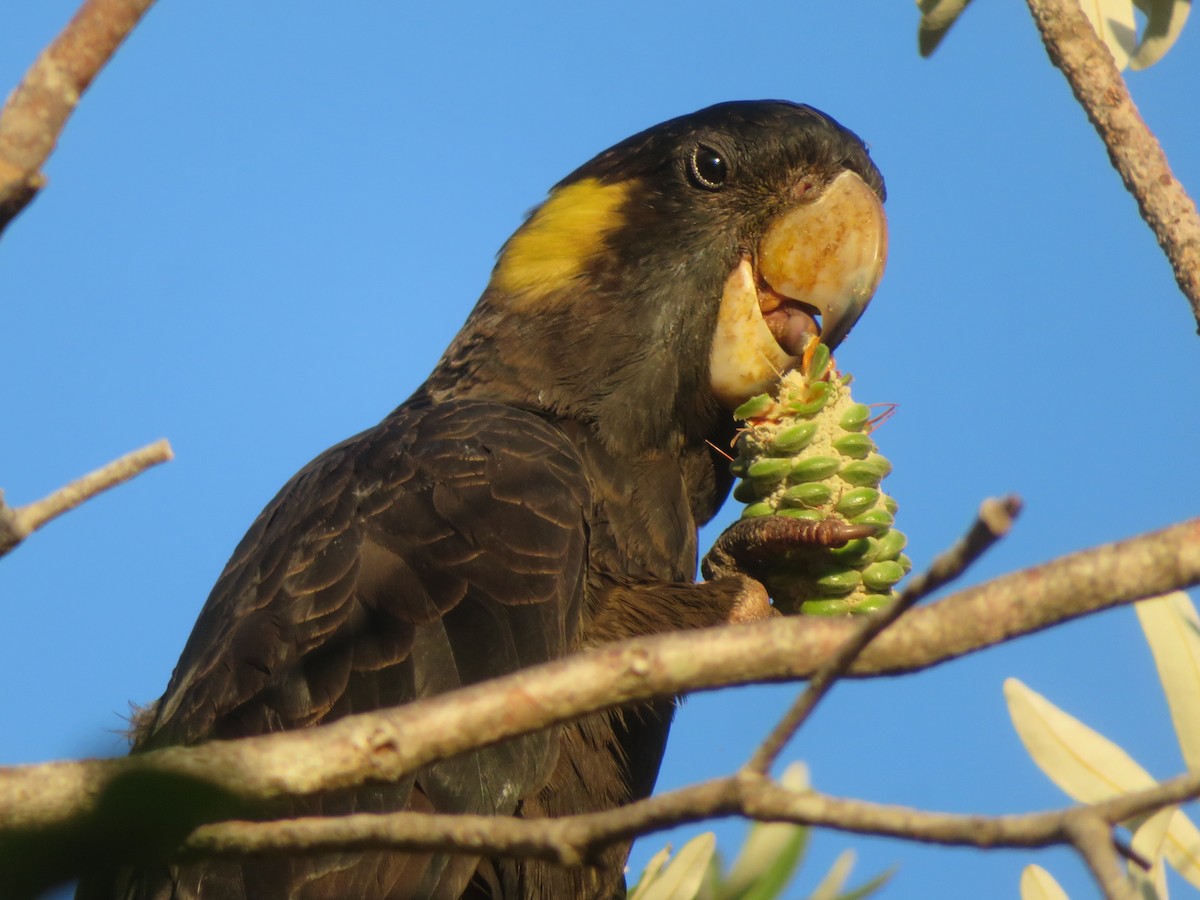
[491,178,630,307]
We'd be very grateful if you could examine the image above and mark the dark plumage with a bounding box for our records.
[77,100,885,899]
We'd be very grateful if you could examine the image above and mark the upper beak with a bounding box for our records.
[708,170,887,409]
[758,169,888,350]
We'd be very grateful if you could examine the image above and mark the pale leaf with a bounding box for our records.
[1130,808,1171,899]
[1131,0,1193,69]
[808,850,854,900]
[916,0,975,57]
[1161,809,1200,889]
[631,844,677,900]
[1135,592,1200,770]
[639,833,718,900]
[1005,678,1156,802]
[1081,0,1139,69]
[1128,860,1166,900]
[1019,864,1070,900]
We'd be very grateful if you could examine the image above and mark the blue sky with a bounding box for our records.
[2,2,1199,897]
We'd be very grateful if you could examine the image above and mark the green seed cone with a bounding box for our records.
[731,343,907,616]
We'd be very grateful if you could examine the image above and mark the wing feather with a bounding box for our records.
[84,399,589,899]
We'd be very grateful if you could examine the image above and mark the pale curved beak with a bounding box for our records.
[708,170,887,409]
[758,170,888,350]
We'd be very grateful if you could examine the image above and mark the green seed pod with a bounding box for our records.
[734,394,773,420]
[874,528,907,561]
[832,433,873,459]
[861,560,907,591]
[732,480,761,503]
[746,457,793,482]
[729,345,908,617]
[838,460,885,488]
[829,537,874,565]
[770,421,818,454]
[868,454,893,477]
[852,508,895,528]
[883,495,899,515]
[805,342,832,381]
[799,597,855,616]
[781,482,832,508]
[838,403,872,432]
[790,455,841,482]
[741,501,775,518]
[779,507,824,521]
[787,381,832,415]
[835,487,880,518]
[854,594,894,613]
[815,568,862,595]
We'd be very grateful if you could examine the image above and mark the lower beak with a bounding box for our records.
[709,170,887,409]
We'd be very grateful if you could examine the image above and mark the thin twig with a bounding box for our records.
[0,439,173,558]
[1113,834,1152,872]
[174,766,1200,870]
[892,494,1023,603]
[1026,0,1200,333]
[1065,812,1135,900]
[742,495,1022,776]
[0,0,157,236]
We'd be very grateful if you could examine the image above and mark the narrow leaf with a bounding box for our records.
[1131,0,1192,69]
[640,833,718,900]
[1020,864,1070,900]
[1130,809,1171,899]
[1160,809,1200,889]
[915,0,975,57]
[1135,592,1200,770]
[631,844,677,900]
[831,867,895,900]
[808,850,854,900]
[1005,678,1156,801]
[1006,678,1200,887]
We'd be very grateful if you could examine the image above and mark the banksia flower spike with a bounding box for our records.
[730,340,909,615]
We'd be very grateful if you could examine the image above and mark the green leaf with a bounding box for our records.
[915,0,976,57]
[1131,0,1192,69]
[1019,864,1070,900]
[721,827,808,900]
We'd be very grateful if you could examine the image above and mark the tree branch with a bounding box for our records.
[1026,0,1200,333]
[0,439,173,559]
[168,766,1200,881]
[1064,812,1134,900]
[1,513,1197,863]
[0,0,157,237]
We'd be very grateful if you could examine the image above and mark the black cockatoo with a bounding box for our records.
[78,99,886,899]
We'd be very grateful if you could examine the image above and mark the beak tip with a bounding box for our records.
[758,169,887,355]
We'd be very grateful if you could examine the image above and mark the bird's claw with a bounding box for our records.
[702,514,880,581]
